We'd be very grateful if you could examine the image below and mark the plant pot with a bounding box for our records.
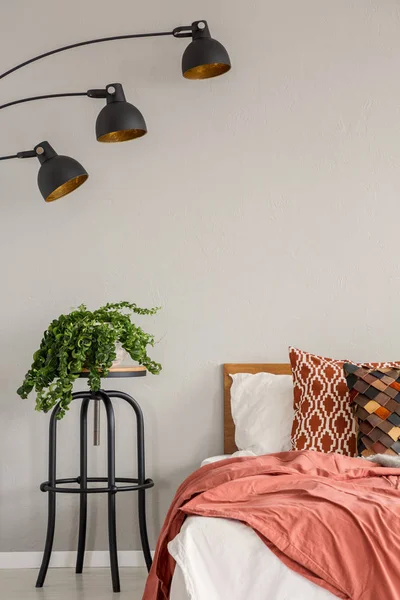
[112,342,127,367]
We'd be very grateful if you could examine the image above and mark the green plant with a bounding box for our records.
[17,301,161,418]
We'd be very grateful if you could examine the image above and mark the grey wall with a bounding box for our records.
[1,0,400,552]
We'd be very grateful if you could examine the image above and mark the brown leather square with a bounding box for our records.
[353,395,370,408]
[359,421,373,436]
[366,414,383,428]
[368,427,384,442]
[386,399,399,413]
[371,380,388,392]
[354,380,370,394]
[385,387,398,399]
[372,441,388,454]
[381,375,396,385]
[355,406,369,420]
[375,406,391,420]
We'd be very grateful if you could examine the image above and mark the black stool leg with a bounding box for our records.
[76,397,90,574]
[36,405,59,588]
[108,492,119,592]
[108,390,153,572]
[36,493,56,587]
[138,489,152,571]
[99,391,120,593]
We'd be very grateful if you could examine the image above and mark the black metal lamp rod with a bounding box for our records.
[0,150,36,160]
[0,92,88,111]
[0,26,195,81]
[0,154,19,160]
[0,86,114,111]
[0,85,120,112]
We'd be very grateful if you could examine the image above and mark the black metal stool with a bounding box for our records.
[35,366,154,593]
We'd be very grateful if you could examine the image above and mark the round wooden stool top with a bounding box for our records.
[79,366,147,379]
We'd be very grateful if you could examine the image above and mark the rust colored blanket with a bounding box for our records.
[143,450,400,600]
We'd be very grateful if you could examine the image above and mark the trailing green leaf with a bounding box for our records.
[17,302,161,418]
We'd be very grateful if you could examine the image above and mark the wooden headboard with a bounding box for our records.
[223,363,292,454]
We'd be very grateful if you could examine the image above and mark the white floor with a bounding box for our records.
[0,567,148,599]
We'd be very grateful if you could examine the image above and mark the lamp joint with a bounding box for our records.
[173,20,210,40]
[172,25,194,39]
[191,20,211,40]
[16,150,36,159]
[87,88,107,99]
[105,83,126,104]
[34,141,57,164]
[87,83,125,103]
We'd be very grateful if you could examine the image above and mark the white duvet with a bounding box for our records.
[168,454,336,600]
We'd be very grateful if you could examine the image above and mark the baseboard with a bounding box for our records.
[0,550,154,569]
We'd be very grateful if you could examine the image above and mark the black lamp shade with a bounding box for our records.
[35,142,88,202]
[96,101,147,143]
[182,37,231,80]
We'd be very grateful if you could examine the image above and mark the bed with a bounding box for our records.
[168,363,336,600]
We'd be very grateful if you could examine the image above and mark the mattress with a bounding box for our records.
[168,453,336,600]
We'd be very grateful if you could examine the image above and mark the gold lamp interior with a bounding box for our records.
[183,62,231,80]
[45,174,89,203]
[97,129,147,143]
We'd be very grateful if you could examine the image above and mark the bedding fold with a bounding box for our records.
[143,450,400,600]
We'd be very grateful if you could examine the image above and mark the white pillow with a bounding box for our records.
[201,451,257,467]
[230,372,294,455]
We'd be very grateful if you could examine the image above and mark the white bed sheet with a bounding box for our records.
[170,563,191,600]
[169,516,336,600]
[168,453,336,600]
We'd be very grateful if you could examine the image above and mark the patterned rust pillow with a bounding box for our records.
[289,347,400,456]
[343,364,400,457]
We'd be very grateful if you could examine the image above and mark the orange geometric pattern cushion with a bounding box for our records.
[289,347,400,457]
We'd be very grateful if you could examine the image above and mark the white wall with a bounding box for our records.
[1,0,400,552]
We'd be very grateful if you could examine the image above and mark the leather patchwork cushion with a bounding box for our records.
[343,363,400,457]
